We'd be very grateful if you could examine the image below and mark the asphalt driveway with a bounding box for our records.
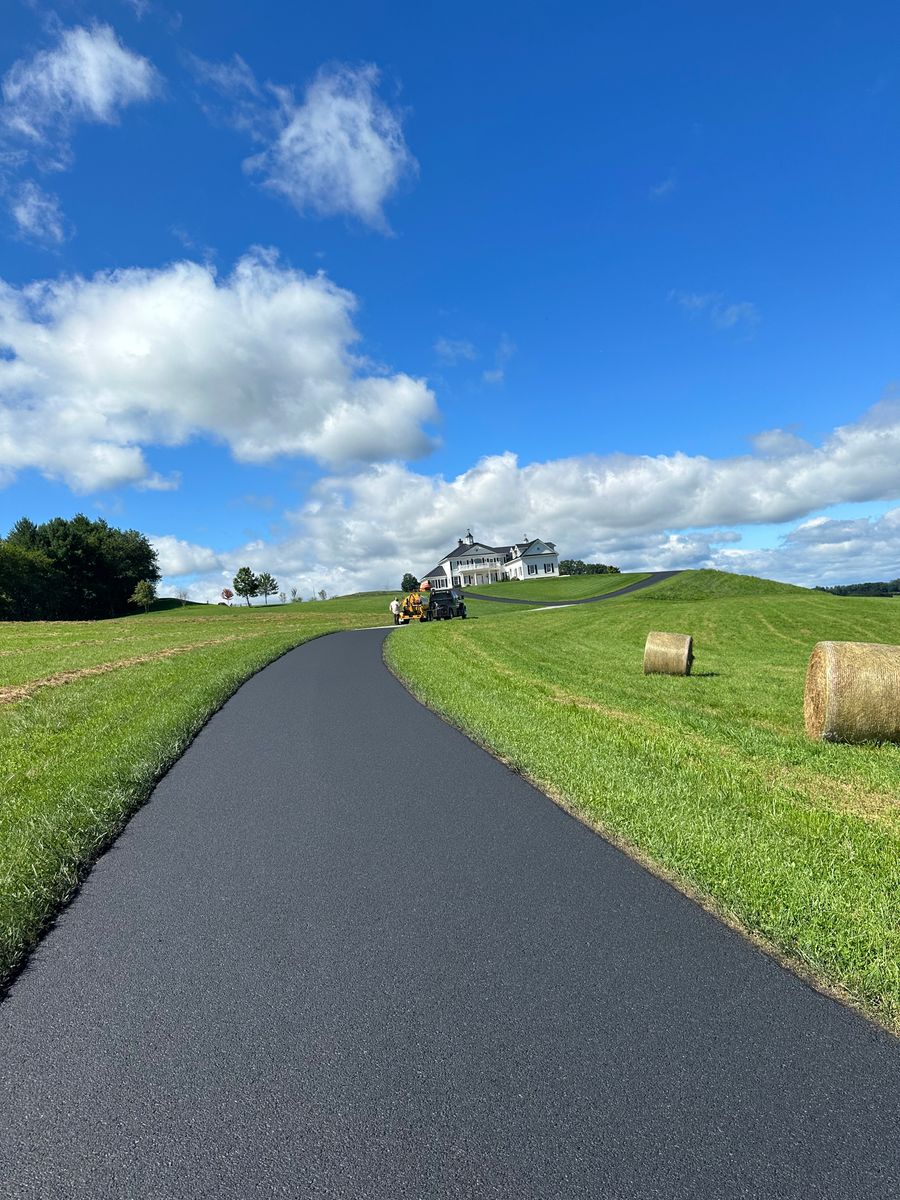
[1,628,898,1198]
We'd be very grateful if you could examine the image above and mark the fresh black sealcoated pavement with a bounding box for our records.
[462,570,682,605]
[1,629,898,1198]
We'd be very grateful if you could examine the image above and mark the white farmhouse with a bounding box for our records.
[420,530,560,590]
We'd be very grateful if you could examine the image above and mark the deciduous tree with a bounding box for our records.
[129,579,156,613]
[233,567,259,606]
[401,572,419,592]
[256,572,277,604]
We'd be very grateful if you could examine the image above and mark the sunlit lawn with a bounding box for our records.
[387,571,900,1031]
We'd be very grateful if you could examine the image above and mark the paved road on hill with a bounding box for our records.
[2,629,899,1199]
[463,569,682,605]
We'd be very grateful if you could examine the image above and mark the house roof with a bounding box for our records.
[440,541,512,562]
[447,541,497,558]
[423,536,559,576]
[515,539,558,556]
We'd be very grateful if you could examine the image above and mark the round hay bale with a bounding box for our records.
[804,641,900,743]
[643,631,693,676]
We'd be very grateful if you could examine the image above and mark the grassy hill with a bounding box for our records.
[387,568,900,1031]
[630,567,808,600]
[148,597,207,611]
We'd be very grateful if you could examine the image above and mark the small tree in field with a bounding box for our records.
[318,588,327,601]
[221,588,234,605]
[290,586,300,602]
[256,572,277,605]
[401,572,419,592]
[129,579,156,613]
[233,567,259,606]
[177,587,189,606]
[278,592,286,605]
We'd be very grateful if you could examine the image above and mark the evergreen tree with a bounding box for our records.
[3,514,159,620]
[0,543,58,620]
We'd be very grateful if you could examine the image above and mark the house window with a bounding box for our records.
[452,576,460,586]
[544,563,554,573]
[528,564,539,575]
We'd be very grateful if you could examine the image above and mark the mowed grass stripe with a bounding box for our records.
[386,573,900,1031]
[0,606,391,687]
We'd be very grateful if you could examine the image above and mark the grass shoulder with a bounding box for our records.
[386,569,900,1032]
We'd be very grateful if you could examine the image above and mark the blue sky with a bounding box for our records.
[1,0,899,597]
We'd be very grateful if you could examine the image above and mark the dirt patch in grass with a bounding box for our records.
[0,636,250,706]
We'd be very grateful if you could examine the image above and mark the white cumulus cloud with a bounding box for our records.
[196,57,416,231]
[166,400,900,597]
[150,535,226,577]
[717,508,900,586]
[0,249,438,492]
[2,23,160,160]
[1,23,160,240]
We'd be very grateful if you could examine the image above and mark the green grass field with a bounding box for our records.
[387,571,900,1031]
[0,596,390,986]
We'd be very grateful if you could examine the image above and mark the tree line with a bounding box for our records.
[815,579,900,597]
[0,515,160,621]
[558,560,621,575]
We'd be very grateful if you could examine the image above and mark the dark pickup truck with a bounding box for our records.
[428,587,467,620]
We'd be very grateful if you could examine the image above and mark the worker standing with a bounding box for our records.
[389,597,401,625]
